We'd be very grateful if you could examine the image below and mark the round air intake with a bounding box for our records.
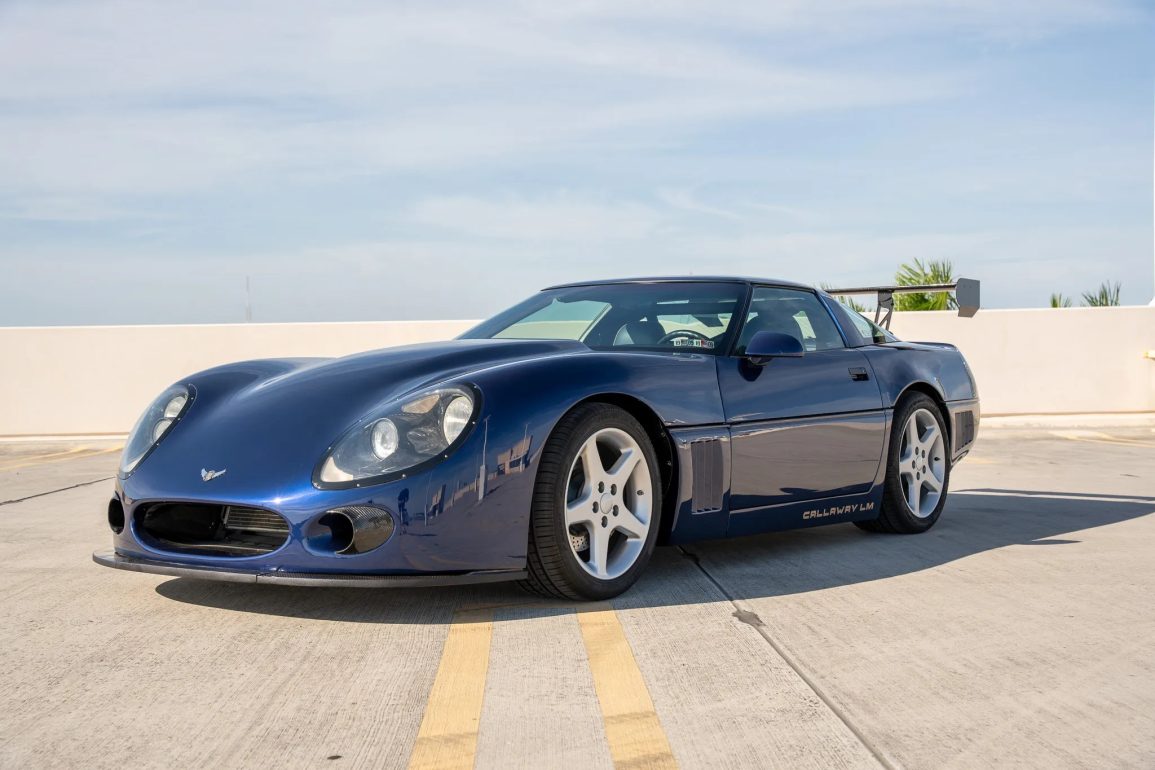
[107,498,125,534]
[320,506,395,555]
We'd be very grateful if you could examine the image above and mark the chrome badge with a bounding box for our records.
[201,468,227,482]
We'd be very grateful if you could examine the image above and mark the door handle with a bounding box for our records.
[849,367,870,381]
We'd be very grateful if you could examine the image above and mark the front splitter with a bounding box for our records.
[92,549,526,588]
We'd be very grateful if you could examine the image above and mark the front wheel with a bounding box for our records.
[522,403,662,601]
[856,394,951,534]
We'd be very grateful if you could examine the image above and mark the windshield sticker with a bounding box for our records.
[672,338,715,349]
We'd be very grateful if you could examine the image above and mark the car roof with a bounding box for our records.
[544,276,816,291]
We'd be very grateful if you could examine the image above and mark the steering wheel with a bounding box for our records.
[657,329,713,347]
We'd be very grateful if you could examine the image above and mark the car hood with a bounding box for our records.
[126,338,586,500]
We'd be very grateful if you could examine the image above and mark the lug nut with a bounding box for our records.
[598,482,605,493]
[610,484,617,494]
[612,505,619,516]
[601,516,608,527]
[593,502,599,513]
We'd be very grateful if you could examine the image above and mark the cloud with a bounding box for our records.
[410,194,662,240]
[0,0,967,199]
[0,0,1149,323]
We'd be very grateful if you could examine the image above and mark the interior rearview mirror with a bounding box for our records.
[743,331,804,365]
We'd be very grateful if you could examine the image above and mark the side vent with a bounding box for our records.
[956,410,976,448]
[690,439,725,513]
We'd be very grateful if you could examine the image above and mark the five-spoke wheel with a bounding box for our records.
[523,403,662,600]
[857,393,951,534]
[564,427,653,580]
[898,407,947,518]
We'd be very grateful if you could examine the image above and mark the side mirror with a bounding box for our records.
[743,331,804,365]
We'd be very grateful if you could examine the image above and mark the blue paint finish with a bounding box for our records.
[860,341,977,406]
[716,349,887,522]
[100,276,982,584]
[727,488,886,537]
[728,412,887,511]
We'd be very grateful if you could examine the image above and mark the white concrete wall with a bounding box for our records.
[1,308,1152,435]
[0,320,474,436]
[889,306,1155,416]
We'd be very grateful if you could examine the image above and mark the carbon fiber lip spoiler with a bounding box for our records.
[824,278,980,329]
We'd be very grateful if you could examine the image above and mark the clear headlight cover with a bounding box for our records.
[316,385,479,488]
[120,384,192,475]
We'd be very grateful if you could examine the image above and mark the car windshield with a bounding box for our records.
[460,282,746,355]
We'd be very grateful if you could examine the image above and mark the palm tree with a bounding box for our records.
[1050,293,1072,308]
[1081,282,1121,307]
[894,259,956,311]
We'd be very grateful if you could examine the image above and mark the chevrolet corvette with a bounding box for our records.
[95,277,980,600]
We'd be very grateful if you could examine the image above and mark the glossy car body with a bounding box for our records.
[95,277,980,586]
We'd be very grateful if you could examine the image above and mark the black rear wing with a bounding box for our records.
[824,278,980,330]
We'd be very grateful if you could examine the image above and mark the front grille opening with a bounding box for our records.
[135,503,289,557]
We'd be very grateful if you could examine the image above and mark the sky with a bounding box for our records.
[0,0,1152,326]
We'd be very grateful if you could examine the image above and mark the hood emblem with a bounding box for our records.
[201,468,227,482]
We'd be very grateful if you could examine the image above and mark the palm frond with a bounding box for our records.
[893,259,956,311]
[1080,282,1121,307]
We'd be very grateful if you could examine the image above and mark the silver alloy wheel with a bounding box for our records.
[899,408,947,518]
[564,427,653,580]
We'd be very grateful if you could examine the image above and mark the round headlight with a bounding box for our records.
[316,385,478,488]
[370,418,399,459]
[151,419,173,441]
[442,395,473,444]
[120,384,192,476]
[163,395,187,419]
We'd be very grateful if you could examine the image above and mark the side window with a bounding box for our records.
[844,307,897,344]
[736,287,845,354]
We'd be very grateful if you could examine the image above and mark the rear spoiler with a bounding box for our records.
[824,278,980,330]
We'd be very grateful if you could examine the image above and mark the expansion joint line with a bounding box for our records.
[677,546,897,770]
[0,476,114,507]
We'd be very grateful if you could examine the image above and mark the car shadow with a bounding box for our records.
[154,489,1155,623]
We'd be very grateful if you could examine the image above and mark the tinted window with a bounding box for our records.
[461,282,745,355]
[833,300,898,344]
[736,287,845,354]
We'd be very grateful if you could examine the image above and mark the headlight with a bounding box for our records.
[120,384,192,475]
[316,385,479,488]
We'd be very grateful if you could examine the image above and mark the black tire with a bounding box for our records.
[855,393,951,534]
[521,403,662,601]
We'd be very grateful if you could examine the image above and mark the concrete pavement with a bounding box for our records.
[1,425,1152,768]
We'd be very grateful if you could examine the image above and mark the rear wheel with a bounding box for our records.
[522,403,661,601]
[856,394,950,534]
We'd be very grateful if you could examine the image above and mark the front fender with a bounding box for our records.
[408,351,725,569]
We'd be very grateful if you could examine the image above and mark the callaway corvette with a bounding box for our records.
[95,277,980,600]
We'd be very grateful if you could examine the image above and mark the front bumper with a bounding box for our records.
[93,549,526,588]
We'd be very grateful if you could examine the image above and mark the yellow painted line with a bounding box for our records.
[0,446,87,466]
[408,607,494,770]
[1064,436,1155,448]
[0,446,121,472]
[578,609,678,770]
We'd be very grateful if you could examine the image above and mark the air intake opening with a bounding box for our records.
[135,503,289,557]
[311,506,394,555]
[318,511,355,554]
[107,498,125,534]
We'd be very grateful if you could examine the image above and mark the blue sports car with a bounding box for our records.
[95,277,980,600]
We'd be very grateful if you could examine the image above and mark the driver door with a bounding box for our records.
[716,286,886,531]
